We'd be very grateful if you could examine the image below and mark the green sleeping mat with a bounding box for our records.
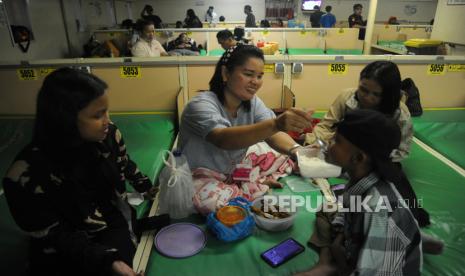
[0,113,175,276]
[287,48,325,55]
[144,141,465,276]
[412,109,465,169]
[207,49,225,56]
[377,40,407,51]
[325,49,363,55]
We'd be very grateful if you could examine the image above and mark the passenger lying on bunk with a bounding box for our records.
[179,45,312,214]
[167,32,200,56]
[305,61,431,227]
[300,109,422,276]
[3,68,157,276]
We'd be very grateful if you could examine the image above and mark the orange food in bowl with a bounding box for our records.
[217,206,247,227]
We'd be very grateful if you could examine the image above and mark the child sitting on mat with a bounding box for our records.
[299,109,422,275]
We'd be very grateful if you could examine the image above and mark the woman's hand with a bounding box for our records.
[275,108,313,133]
[112,260,144,276]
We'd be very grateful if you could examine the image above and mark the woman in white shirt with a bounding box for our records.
[131,20,168,57]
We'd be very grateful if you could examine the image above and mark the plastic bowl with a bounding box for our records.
[297,147,341,178]
[251,196,296,232]
[216,206,247,227]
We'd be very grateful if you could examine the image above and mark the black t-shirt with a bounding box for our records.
[348,14,364,28]
[348,14,366,40]
[310,10,325,27]
[143,14,162,28]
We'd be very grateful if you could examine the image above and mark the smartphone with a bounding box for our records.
[331,184,346,198]
[320,184,346,200]
[261,238,305,267]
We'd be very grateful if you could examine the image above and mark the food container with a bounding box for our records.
[216,205,247,227]
[251,196,296,232]
[297,147,341,178]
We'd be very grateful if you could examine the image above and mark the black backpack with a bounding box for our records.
[401,78,423,117]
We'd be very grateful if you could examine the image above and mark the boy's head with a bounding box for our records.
[216,30,236,50]
[325,6,332,13]
[353,4,363,15]
[328,109,401,179]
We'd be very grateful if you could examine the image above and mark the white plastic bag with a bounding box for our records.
[158,150,195,219]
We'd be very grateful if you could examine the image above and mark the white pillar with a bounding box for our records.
[363,0,378,55]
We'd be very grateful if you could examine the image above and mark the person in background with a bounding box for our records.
[276,18,284,27]
[3,68,159,276]
[234,26,253,45]
[260,19,271,28]
[140,4,162,29]
[131,20,168,57]
[219,15,226,22]
[216,29,237,50]
[244,5,257,27]
[299,109,422,276]
[388,16,400,25]
[121,18,133,29]
[348,3,366,40]
[175,20,183,28]
[320,6,336,28]
[179,45,312,214]
[310,5,324,27]
[130,19,144,48]
[184,9,203,28]
[122,19,138,55]
[167,32,200,56]
[205,6,218,24]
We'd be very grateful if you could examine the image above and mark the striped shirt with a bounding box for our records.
[334,173,422,275]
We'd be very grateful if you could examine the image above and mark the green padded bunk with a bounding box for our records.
[145,141,465,276]
[325,49,363,55]
[287,48,325,55]
[207,49,225,56]
[0,113,175,276]
[412,109,465,169]
[377,40,407,51]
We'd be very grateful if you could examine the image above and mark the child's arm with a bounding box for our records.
[112,125,154,194]
[330,233,350,274]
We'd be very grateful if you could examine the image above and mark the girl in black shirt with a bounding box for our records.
[3,68,157,276]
